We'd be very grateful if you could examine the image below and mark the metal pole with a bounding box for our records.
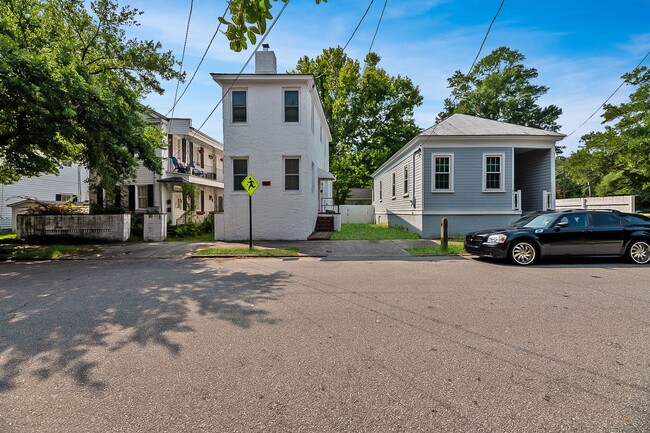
[249,194,253,250]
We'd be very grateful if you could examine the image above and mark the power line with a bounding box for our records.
[566,49,650,138]
[166,2,231,117]
[368,0,387,56]
[171,0,194,117]
[467,0,505,75]
[194,0,291,134]
[314,0,379,81]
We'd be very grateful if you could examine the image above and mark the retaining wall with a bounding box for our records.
[17,214,131,242]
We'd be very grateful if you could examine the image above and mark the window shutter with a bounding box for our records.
[55,194,62,201]
[96,189,104,208]
[189,141,194,164]
[147,184,154,207]
[115,190,123,208]
[128,185,136,211]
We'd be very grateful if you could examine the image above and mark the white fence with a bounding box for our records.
[556,195,635,213]
[339,205,374,224]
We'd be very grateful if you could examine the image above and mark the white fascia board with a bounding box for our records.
[371,135,424,178]
[376,210,523,216]
[189,128,223,151]
[421,135,561,148]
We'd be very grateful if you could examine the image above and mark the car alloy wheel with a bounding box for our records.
[510,241,536,265]
[628,240,650,264]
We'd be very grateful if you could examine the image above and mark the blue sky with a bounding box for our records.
[128,0,650,154]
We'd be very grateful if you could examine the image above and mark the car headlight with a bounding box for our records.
[486,234,507,244]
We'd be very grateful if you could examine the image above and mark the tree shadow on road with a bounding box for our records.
[0,259,289,393]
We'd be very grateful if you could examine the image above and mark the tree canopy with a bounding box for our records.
[220,0,326,52]
[560,66,650,207]
[0,0,181,191]
[293,48,423,203]
[438,47,563,135]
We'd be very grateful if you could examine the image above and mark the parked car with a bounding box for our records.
[464,210,650,265]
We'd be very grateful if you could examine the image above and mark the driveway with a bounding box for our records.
[1,256,649,432]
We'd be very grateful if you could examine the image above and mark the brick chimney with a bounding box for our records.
[255,44,277,74]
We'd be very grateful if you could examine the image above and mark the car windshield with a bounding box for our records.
[511,213,561,229]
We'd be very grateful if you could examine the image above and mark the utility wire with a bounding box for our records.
[314,0,378,80]
[466,0,505,76]
[565,48,650,138]
[368,0,387,56]
[193,0,291,134]
[171,0,194,117]
[166,2,231,117]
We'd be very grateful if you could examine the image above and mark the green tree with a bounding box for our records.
[562,66,650,207]
[220,0,326,52]
[0,0,180,193]
[293,48,423,203]
[439,47,563,144]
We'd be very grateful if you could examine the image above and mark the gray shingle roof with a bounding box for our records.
[421,113,565,137]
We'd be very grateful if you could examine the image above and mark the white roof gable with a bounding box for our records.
[421,113,565,137]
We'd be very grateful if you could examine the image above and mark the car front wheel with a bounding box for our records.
[509,240,537,266]
[627,240,650,264]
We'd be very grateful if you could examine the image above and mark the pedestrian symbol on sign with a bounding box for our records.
[241,174,259,196]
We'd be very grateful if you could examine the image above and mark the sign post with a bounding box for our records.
[241,174,259,250]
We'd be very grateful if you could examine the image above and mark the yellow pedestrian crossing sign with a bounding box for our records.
[241,174,259,196]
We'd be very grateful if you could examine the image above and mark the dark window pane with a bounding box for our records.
[285,158,299,174]
[486,173,500,189]
[435,174,449,190]
[285,158,299,190]
[232,91,246,122]
[233,159,247,191]
[284,91,299,122]
[591,213,622,227]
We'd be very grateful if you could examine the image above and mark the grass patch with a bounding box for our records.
[194,247,299,257]
[330,224,420,240]
[0,232,17,241]
[167,232,215,242]
[0,245,98,260]
[407,242,465,256]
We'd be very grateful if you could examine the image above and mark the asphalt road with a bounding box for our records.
[1,255,649,432]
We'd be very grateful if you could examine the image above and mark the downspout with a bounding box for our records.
[412,148,421,208]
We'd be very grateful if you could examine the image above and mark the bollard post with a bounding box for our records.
[440,217,448,250]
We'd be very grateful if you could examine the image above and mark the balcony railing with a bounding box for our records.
[166,159,223,182]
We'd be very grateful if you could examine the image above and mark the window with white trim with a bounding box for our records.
[284,157,300,191]
[232,90,247,123]
[483,153,504,192]
[137,185,148,209]
[233,158,248,191]
[284,90,299,122]
[403,165,409,196]
[432,154,453,192]
[391,172,396,199]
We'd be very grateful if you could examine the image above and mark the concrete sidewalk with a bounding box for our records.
[91,239,446,260]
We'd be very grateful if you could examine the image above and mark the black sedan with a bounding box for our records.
[464,210,650,265]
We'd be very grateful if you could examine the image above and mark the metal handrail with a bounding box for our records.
[320,197,339,214]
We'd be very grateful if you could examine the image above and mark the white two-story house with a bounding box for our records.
[211,45,334,240]
[94,111,224,227]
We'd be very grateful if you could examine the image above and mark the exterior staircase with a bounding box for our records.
[315,215,334,232]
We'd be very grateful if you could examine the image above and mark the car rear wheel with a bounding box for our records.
[509,240,537,266]
[627,240,650,264]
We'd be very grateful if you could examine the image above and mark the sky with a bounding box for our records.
[126,0,650,155]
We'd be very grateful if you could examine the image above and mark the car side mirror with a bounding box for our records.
[554,221,568,230]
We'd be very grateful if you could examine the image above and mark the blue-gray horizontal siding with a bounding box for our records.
[423,147,513,211]
[422,214,520,238]
[514,149,551,212]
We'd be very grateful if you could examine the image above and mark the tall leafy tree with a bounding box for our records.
[220,0,326,52]
[561,66,650,207]
[0,0,180,192]
[294,48,423,203]
[438,46,563,136]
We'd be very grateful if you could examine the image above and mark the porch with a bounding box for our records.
[513,148,554,213]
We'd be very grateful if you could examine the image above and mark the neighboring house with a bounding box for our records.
[93,111,224,226]
[211,45,334,240]
[372,114,565,238]
[346,188,372,205]
[0,165,89,231]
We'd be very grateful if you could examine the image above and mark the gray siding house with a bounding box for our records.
[372,114,565,238]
